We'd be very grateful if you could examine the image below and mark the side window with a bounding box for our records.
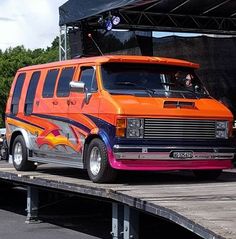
[42,69,59,98]
[24,71,40,115]
[11,73,26,115]
[79,67,98,92]
[57,67,75,97]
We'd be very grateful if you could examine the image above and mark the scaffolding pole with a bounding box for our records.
[59,25,68,61]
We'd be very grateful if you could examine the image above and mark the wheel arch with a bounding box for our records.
[9,129,31,155]
[84,133,117,182]
[83,134,103,168]
[83,129,113,166]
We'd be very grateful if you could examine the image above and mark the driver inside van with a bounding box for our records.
[174,71,194,90]
[185,74,193,88]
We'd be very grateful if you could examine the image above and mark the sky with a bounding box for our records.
[0,0,67,51]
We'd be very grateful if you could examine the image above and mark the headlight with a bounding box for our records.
[127,118,144,138]
[215,121,228,139]
[216,121,227,129]
[128,118,142,128]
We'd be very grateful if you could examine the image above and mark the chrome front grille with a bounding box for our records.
[144,119,216,139]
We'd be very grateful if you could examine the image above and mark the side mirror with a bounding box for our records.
[70,81,85,93]
[69,81,92,104]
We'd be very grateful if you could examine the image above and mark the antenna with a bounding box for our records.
[88,33,104,56]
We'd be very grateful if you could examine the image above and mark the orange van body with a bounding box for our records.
[5,55,235,182]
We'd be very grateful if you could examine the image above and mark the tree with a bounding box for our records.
[0,38,59,127]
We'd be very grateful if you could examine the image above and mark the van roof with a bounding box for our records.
[19,55,199,72]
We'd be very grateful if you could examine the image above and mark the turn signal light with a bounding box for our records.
[116,119,126,137]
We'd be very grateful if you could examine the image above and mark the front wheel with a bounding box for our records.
[86,138,117,183]
[12,135,37,171]
[193,170,222,180]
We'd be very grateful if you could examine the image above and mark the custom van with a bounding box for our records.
[5,55,235,182]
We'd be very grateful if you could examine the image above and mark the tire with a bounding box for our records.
[86,138,117,183]
[12,135,37,171]
[193,170,222,180]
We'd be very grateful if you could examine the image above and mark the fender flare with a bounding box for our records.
[9,128,33,154]
[97,129,114,151]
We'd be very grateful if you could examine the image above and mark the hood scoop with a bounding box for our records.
[164,101,195,109]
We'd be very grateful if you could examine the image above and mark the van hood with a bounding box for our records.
[111,95,233,119]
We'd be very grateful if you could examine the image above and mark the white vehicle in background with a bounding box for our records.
[0,128,6,143]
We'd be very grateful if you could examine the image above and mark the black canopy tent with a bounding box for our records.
[59,0,236,58]
[59,0,236,34]
[58,0,236,117]
[59,0,236,59]
[59,0,137,26]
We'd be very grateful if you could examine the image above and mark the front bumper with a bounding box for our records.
[113,145,235,161]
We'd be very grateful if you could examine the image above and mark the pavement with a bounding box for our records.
[0,185,107,239]
[0,209,99,239]
[0,175,202,239]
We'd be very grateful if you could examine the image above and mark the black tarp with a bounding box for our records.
[68,28,153,57]
[59,0,136,26]
[68,34,236,116]
[152,36,236,113]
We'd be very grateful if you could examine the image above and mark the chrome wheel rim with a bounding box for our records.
[90,147,101,176]
[14,142,23,165]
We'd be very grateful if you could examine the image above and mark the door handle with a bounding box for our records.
[52,101,58,105]
[67,100,76,105]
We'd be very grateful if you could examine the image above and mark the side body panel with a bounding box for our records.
[5,63,105,168]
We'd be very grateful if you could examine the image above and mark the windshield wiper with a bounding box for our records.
[115,82,155,96]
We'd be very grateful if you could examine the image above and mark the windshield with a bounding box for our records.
[101,63,209,98]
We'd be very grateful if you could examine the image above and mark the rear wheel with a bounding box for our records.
[12,135,37,171]
[86,138,117,183]
[193,170,222,180]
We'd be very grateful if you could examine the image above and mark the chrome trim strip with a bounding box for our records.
[113,145,234,151]
[29,156,84,169]
[113,145,235,160]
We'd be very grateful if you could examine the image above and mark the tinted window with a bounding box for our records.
[42,69,59,98]
[80,68,97,92]
[101,63,208,98]
[57,67,75,97]
[24,71,40,115]
[11,73,26,114]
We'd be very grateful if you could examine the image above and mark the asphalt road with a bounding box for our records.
[0,209,99,239]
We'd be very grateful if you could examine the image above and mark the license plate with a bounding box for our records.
[171,151,193,159]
